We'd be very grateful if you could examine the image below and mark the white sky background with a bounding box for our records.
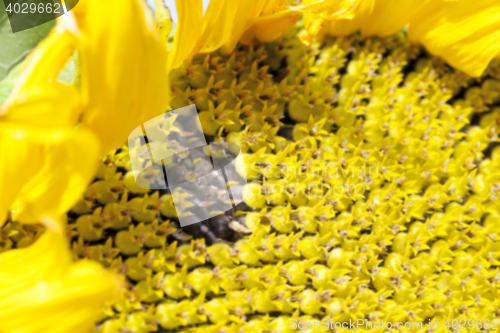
[146,0,210,24]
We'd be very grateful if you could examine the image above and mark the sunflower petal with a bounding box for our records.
[168,0,203,70]
[308,0,427,38]
[1,83,81,129]
[14,128,100,224]
[409,0,500,77]
[220,0,258,54]
[0,230,122,333]
[240,0,300,45]
[359,0,424,37]
[192,0,245,55]
[0,124,100,225]
[171,0,300,58]
[195,0,283,55]
[73,0,170,153]
[242,9,301,44]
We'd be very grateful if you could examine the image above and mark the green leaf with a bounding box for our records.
[0,1,55,81]
[0,60,22,106]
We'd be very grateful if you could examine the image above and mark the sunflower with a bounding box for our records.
[1,0,500,332]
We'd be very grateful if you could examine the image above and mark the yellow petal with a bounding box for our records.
[240,0,300,45]
[0,124,100,225]
[0,9,100,226]
[0,125,41,225]
[194,0,274,55]
[309,0,425,39]
[359,0,424,37]
[193,0,244,54]
[14,129,100,224]
[409,0,500,77]
[0,228,72,297]
[170,0,300,60]
[231,0,270,48]
[220,0,259,54]
[242,10,301,45]
[0,229,122,333]
[1,83,81,129]
[168,0,203,70]
[74,0,170,153]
